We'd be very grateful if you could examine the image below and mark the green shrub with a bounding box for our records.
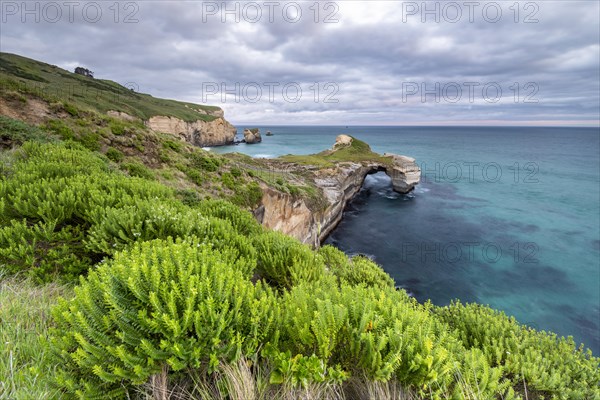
[188,151,221,172]
[44,119,75,140]
[195,199,263,237]
[221,172,236,190]
[62,102,79,117]
[0,142,175,280]
[108,119,126,135]
[158,149,171,163]
[273,280,510,398]
[253,231,325,288]
[265,346,348,387]
[77,131,101,151]
[230,167,242,178]
[162,139,182,152]
[105,147,124,162]
[50,239,279,398]
[176,189,201,207]
[85,199,258,277]
[121,161,154,180]
[436,302,600,399]
[319,245,394,289]
[286,184,300,196]
[231,182,263,208]
[184,167,204,185]
[0,219,92,282]
[0,115,56,146]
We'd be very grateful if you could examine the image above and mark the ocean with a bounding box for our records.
[212,126,600,354]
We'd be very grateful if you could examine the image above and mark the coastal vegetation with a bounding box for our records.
[280,135,393,168]
[0,53,598,399]
[0,53,220,122]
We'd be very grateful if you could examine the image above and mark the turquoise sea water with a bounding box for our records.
[213,126,600,353]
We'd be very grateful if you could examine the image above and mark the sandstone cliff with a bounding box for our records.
[254,136,421,246]
[146,114,236,147]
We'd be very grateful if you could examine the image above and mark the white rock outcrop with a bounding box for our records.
[146,115,236,147]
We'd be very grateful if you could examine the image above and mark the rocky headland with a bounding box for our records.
[253,135,421,246]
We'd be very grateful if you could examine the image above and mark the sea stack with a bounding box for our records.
[243,128,262,144]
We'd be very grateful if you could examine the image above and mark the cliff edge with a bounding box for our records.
[255,135,421,246]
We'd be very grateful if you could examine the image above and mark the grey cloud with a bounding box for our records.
[0,0,598,125]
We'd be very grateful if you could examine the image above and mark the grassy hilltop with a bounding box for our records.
[0,52,220,122]
[0,53,598,400]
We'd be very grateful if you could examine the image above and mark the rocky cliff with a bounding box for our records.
[146,115,236,147]
[254,135,421,246]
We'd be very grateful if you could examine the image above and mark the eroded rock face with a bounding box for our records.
[243,128,262,144]
[257,136,421,246]
[258,185,316,244]
[383,153,421,193]
[146,115,236,147]
[107,110,139,122]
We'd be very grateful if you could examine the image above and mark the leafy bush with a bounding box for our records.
[85,200,258,277]
[62,102,79,117]
[274,280,511,398]
[0,219,92,282]
[195,199,263,237]
[188,150,221,172]
[0,142,174,280]
[231,181,263,208]
[44,119,75,140]
[162,139,182,152]
[253,231,325,289]
[221,172,236,190]
[105,147,124,162]
[230,167,242,178]
[50,239,279,399]
[0,115,56,146]
[436,302,600,399]
[176,188,202,207]
[108,119,127,135]
[184,167,205,185]
[121,161,154,180]
[77,131,101,151]
[319,245,394,289]
[158,149,171,163]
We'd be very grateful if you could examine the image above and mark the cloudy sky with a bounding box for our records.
[1,0,599,125]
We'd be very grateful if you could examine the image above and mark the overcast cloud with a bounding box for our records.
[1,0,599,125]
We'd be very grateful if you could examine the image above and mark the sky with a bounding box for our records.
[1,0,599,126]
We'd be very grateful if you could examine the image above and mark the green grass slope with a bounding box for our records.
[0,52,220,122]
